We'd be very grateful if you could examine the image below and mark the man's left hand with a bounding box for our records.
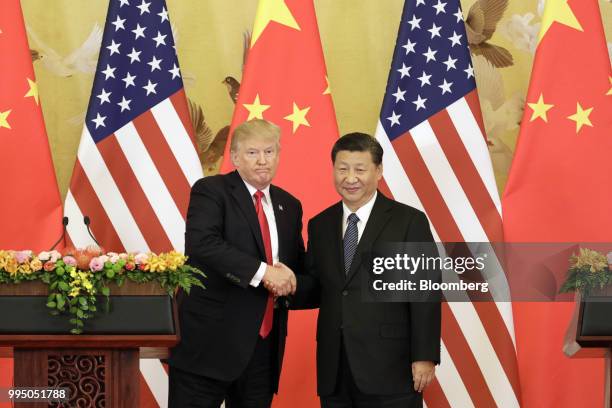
[412,361,435,392]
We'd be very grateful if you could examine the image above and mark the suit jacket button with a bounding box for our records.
[342,290,348,296]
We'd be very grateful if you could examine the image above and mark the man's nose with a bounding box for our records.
[256,152,267,163]
[346,170,358,183]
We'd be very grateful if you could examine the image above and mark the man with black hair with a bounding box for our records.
[284,133,441,408]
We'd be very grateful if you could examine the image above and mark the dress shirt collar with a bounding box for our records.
[342,191,377,226]
[242,179,272,204]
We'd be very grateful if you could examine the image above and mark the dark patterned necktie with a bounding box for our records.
[343,213,359,275]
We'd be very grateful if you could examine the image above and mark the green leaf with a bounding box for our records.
[101,287,110,296]
[56,295,66,309]
[50,281,58,290]
[78,297,87,306]
[55,267,65,276]
[58,281,70,292]
[46,301,57,308]
[76,309,84,318]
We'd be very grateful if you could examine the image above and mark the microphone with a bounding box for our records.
[49,217,69,251]
[83,215,101,247]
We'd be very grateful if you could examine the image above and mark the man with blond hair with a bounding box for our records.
[168,119,303,407]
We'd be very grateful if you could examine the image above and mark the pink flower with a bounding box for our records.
[89,257,104,272]
[98,255,110,264]
[109,254,120,263]
[125,261,136,271]
[119,253,129,260]
[62,256,77,267]
[15,250,31,263]
[134,253,149,265]
[43,261,55,272]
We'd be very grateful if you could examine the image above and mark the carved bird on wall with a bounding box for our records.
[465,0,514,68]
[27,24,103,77]
[222,76,240,104]
[472,55,522,177]
[30,49,41,62]
[191,30,251,174]
[190,99,231,174]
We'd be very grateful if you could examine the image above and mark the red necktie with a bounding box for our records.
[254,190,274,338]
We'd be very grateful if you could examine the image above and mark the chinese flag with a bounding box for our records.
[502,0,612,407]
[220,0,340,406]
[0,0,63,251]
[0,0,63,401]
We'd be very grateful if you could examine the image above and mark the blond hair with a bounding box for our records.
[230,119,281,152]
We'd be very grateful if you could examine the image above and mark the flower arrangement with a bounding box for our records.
[0,246,205,334]
[559,248,612,295]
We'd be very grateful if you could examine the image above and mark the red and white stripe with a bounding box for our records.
[375,90,521,407]
[64,90,202,408]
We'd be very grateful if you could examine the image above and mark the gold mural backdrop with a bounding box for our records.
[21,0,612,198]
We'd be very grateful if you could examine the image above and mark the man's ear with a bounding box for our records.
[376,163,383,180]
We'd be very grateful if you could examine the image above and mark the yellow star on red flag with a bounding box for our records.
[24,78,39,105]
[251,0,300,47]
[527,94,554,122]
[538,0,583,43]
[323,76,331,95]
[284,102,310,133]
[243,94,270,120]
[567,102,593,133]
[0,110,12,129]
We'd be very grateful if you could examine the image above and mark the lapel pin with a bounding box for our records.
[278,204,284,211]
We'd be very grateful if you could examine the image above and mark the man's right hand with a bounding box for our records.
[263,263,296,296]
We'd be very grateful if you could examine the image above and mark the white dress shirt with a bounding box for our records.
[242,180,279,287]
[342,191,377,243]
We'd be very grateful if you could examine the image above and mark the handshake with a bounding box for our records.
[262,262,296,297]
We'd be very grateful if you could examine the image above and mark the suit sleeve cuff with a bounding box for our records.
[250,262,267,287]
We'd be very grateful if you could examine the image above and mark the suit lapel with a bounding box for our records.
[330,203,345,283]
[228,171,266,260]
[344,193,393,288]
[270,186,288,262]
[320,202,345,284]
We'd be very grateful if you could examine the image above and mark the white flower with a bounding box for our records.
[607,252,612,266]
[134,253,149,265]
[49,250,61,263]
[38,251,51,261]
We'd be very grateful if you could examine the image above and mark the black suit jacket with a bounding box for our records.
[168,171,304,391]
[293,192,441,396]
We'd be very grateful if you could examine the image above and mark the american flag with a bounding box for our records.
[64,0,202,405]
[374,0,521,406]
